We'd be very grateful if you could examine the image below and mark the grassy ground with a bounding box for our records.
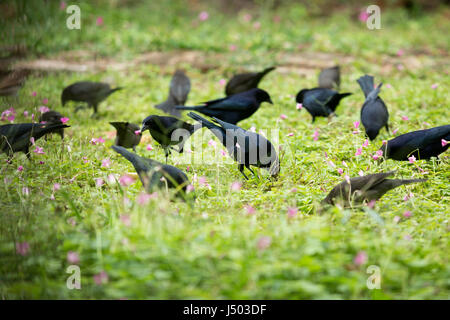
[0,1,449,299]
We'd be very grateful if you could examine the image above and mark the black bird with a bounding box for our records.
[176,88,273,125]
[39,110,66,139]
[380,125,450,161]
[322,171,426,207]
[357,75,389,140]
[109,122,142,152]
[225,66,276,96]
[296,88,351,123]
[0,123,69,159]
[188,112,280,180]
[156,70,191,117]
[141,115,198,163]
[318,65,340,90]
[61,81,122,116]
[111,145,190,198]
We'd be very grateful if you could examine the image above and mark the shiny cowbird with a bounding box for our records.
[156,70,191,117]
[61,81,122,116]
[111,145,190,198]
[225,66,276,96]
[188,112,279,180]
[296,88,351,123]
[318,66,340,90]
[141,115,198,163]
[357,75,389,140]
[39,110,66,139]
[322,171,426,207]
[0,123,69,159]
[176,88,272,124]
[380,125,450,161]
[109,122,142,152]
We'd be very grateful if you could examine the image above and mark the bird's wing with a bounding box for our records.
[204,96,253,111]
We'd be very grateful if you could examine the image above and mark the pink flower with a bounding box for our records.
[95,178,105,187]
[137,192,156,205]
[53,183,61,191]
[401,115,409,121]
[291,188,297,193]
[337,168,344,175]
[39,106,49,114]
[367,200,376,209]
[397,49,404,56]
[403,210,412,218]
[382,140,387,145]
[198,176,208,186]
[119,174,135,186]
[220,149,227,156]
[107,174,117,184]
[403,192,414,201]
[219,79,226,86]
[198,11,209,21]
[16,242,30,256]
[120,214,131,227]
[408,155,416,163]
[287,207,298,218]
[134,130,141,135]
[256,236,271,250]
[1,107,16,122]
[33,146,45,154]
[342,161,348,168]
[355,148,362,156]
[101,158,111,168]
[353,121,360,129]
[42,98,48,105]
[82,156,89,164]
[280,114,287,120]
[393,216,401,223]
[96,16,104,26]
[397,64,404,71]
[17,165,24,172]
[358,170,364,177]
[146,144,153,151]
[93,271,108,285]
[393,128,399,135]
[39,161,44,165]
[344,175,351,184]
[23,111,29,117]
[253,21,261,29]
[287,132,294,137]
[362,139,369,148]
[186,184,195,193]
[208,139,217,148]
[231,181,241,191]
[296,103,303,110]
[441,139,448,147]
[229,44,237,51]
[358,10,369,22]
[32,91,37,96]
[244,205,256,215]
[431,83,438,89]
[60,117,69,124]
[312,129,319,141]
[328,160,336,168]
[354,251,368,266]
[242,13,252,22]
[372,150,383,160]
[67,251,80,264]
[385,84,392,89]
[90,137,105,145]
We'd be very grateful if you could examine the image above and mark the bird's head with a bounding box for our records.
[61,90,69,106]
[366,128,379,141]
[255,89,273,105]
[141,115,157,133]
[295,89,308,103]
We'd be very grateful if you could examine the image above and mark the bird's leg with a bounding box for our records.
[74,105,86,113]
[91,104,99,118]
[132,146,136,152]
[164,148,170,164]
[385,124,390,133]
[238,164,249,180]
[311,117,315,124]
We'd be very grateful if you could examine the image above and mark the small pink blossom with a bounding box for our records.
[296,103,303,110]
[354,251,368,266]
[245,205,256,215]
[337,168,344,175]
[355,148,362,156]
[119,174,135,186]
[120,214,131,227]
[393,128,399,135]
[431,83,438,89]
[441,139,448,147]
[397,64,404,71]
[16,242,30,256]
[134,130,141,135]
[198,11,209,21]
[367,200,376,209]
[408,155,416,163]
[42,98,48,105]
[242,13,252,22]
[96,16,104,26]
[137,192,152,206]
[219,79,226,86]
[397,49,404,56]
[23,111,29,117]
[291,188,297,193]
[60,117,69,124]
[312,129,319,141]
[403,210,412,218]
[342,161,348,168]
[253,21,261,29]
[53,183,61,191]
[107,174,117,184]
[208,139,217,148]
[393,216,401,223]
[401,115,409,121]
[146,144,153,151]
[95,178,104,187]
[231,181,242,191]
[33,146,45,154]
[385,84,392,89]
[22,187,30,195]
[229,44,237,51]
[17,165,24,172]
[1,107,16,122]
[344,175,351,184]
[280,114,287,120]
[287,207,298,218]
[328,160,336,168]
[101,158,111,168]
[39,106,49,114]
[198,176,208,186]
[287,132,294,137]
[90,137,105,145]
[186,184,195,193]
[220,149,227,156]
[372,150,383,160]
[358,10,369,22]
[67,251,80,264]
[358,170,364,177]
[93,271,108,285]
[403,192,414,201]
[32,91,37,96]
[362,139,369,148]
[257,236,271,251]
[82,156,89,164]
[353,121,360,129]
[382,140,387,145]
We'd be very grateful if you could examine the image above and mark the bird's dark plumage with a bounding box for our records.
[380,125,450,161]
[61,81,122,116]
[296,88,352,123]
[0,123,69,158]
[109,122,142,152]
[318,66,340,90]
[156,70,191,117]
[177,88,273,125]
[225,66,276,96]
[357,75,389,140]
[111,145,190,197]
[188,112,279,180]
[39,110,66,139]
[322,171,426,206]
[141,115,198,162]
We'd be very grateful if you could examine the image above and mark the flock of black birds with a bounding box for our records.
[1,65,449,207]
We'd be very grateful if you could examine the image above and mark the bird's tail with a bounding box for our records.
[175,105,203,111]
[329,92,352,111]
[187,112,220,131]
[109,122,126,131]
[357,75,375,98]
[391,178,427,188]
[109,87,123,94]
[259,66,276,77]
[32,123,70,141]
[111,145,150,173]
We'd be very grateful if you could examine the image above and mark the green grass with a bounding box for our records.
[0,1,449,299]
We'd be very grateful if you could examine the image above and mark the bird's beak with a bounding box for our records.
[140,125,148,133]
[268,98,273,105]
